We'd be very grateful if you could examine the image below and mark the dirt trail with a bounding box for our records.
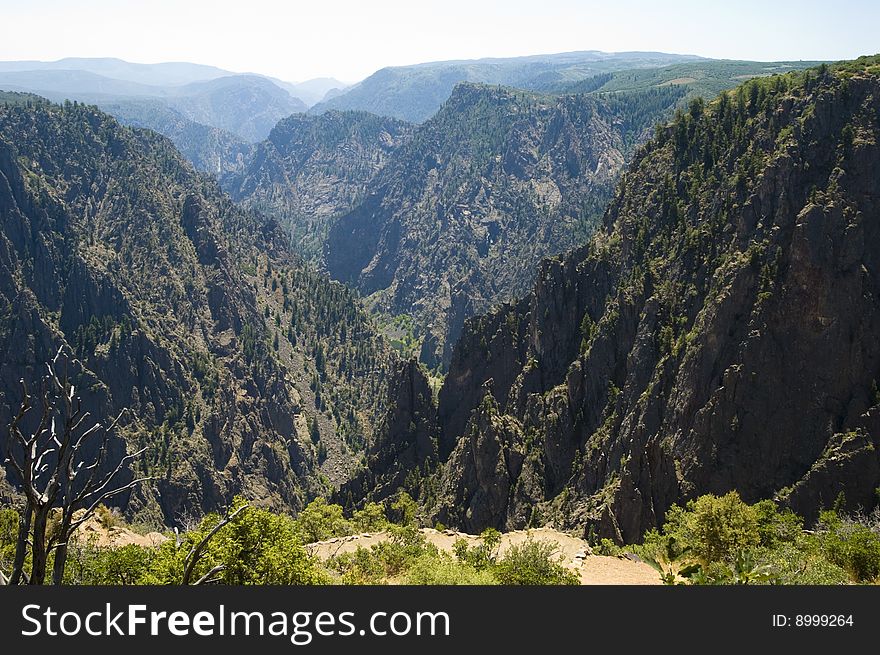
[308,526,661,585]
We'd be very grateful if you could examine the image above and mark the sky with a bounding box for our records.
[0,0,877,83]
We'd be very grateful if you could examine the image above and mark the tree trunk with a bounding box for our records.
[9,505,32,585]
[51,513,74,585]
[29,509,49,585]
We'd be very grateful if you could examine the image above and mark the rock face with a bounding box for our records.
[356,60,880,542]
[326,83,685,368]
[336,358,438,507]
[0,99,393,526]
[224,111,413,261]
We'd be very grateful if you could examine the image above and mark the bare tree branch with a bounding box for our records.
[193,565,226,586]
[181,504,248,585]
[4,347,150,585]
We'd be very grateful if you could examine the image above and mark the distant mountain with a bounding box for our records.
[273,77,351,106]
[311,50,703,122]
[0,57,231,86]
[224,110,413,260]
[558,58,825,98]
[0,69,163,97]
[0,68,308,142]
[325,82,687,367]
[161,75,308,142]
[0,99,397,522]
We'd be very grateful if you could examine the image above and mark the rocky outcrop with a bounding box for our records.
[433,388,529,531]
[224,111,413,261]
[335,358,438,507]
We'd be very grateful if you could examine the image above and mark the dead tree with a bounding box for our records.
[3,347,151,585]
[181,503,248,585]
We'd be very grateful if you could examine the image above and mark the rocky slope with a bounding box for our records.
[351,58,880,542]
[326,83,686,368]
[0,99,394,526]
[224,111,413,261]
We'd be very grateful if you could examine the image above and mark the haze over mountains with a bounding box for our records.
[2,47,878,548]
[310,50,703,123]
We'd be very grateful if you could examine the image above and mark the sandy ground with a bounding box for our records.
[75,514,168,549]
[308,526,661,585]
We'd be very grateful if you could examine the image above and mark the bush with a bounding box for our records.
[351,502,389,533]
[293,497,353,543]
[391,492,418,526]
[329,524,429,583]
[453,528,502,571]
[405,552,497,585]
[330,546,387,585]
[494,538,579,586]
[65,544,155,585]
[820,511,880,583]
[753,500,803,547]
[662,492,761,564]
[594,538,622,556]
[144,501,329,585]
[760,541,849,585]
[0,508,20,574]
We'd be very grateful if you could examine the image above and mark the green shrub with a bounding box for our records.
[329,523,430,583]
[753,500,803,547]
[143,501,329,585]
[494,538,579,586]
[0,508,20,574]
[594,538,622,556]
[453,528,502,571]
[819,511,880,583]
[663,492,761,564]
[65,544,155,585]
[329,546,387,585]
[351,502,389,533]
[760,541,849,585]
[391,491,418,526]
[293,497,353,543]
[405,552,498,585]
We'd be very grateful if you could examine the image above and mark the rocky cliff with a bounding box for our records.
[335,358,439,508]
[356,59,880,541]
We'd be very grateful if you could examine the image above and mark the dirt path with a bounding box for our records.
[308,526,661,585]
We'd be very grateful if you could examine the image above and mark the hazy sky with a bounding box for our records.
[0,0,877,82]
